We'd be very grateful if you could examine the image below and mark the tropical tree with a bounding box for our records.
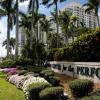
[15,0,27,59]
[2,38,15,56]
[42,0,67,48]
[0,0,16,58]
[27,0,39,48]
[59,9,72,43]
[83,0,100,26]
[70,15,78,26]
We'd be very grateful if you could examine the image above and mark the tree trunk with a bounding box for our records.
[7,14,10,58]
[55,2,59,48]
[97,15,100,27]
[30,0,35,49]
[15,0,19,59]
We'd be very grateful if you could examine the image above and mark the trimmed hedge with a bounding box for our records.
[69,79,94,98]
[27,82,51,100]
[40,70,60,86]
[0,59,16,68]
[39,87,64,100]
[47,28,100,61]
[78,89,100,100]
[49,76,60,86]
[78,95,100,100]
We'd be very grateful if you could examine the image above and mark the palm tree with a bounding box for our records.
[59,9,72,43]
[2,38,15,56]
[28,0,39,48]
[0,0,16,58]
[83,0,100,26]
[15,0,27,59]
[70,15,78,26]
[42,0,67,48]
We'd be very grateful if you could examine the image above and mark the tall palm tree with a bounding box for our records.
[83,0,100,26]
[0,0,16,58]
[28,0,39,48]
[15,0,27,59]
[42,0,67,48]
[2,38,15,56]
[59,9,72,43]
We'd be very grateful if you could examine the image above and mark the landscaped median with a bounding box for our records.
[0,68,67,100]
[0,72,25,100]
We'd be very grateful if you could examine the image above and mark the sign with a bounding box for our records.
[50,62,100,83]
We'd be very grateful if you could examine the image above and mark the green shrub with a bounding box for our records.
[49,76,60,86]
[17,70,28,75]
[16,57,33,67]
[78,95,100,100]
[27,82,51,100]
[48,28,100,61]
[1,59,16,68]
[40,70,54,77]
[69,79,94,98]
[29,67,47,73]
[78,89,100,100]
[39,87,64,100]
[54,48,64,61]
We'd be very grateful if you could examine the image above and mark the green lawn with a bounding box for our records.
[0,72,25,100]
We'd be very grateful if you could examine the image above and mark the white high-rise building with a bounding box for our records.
[18,28,26,55]
[63,1,99,28]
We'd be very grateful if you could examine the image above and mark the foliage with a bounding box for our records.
[48,28,100,61]
[22,39,47,65]
[17,70,28,75]
[40,70,60,86]
[1,59,16,68]
[28,66,47,73]
[47,32,64,48]
[78,89,100,100]
[27,82,51,100]
[39,87,64,100]
[40,70,54,77]
[15,57,33,67]
[69,79,94,98]
[0,73,25,100]
[49,76,60,86]
[78,96,100,100]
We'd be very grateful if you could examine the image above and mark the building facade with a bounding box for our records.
[63,1,98,28]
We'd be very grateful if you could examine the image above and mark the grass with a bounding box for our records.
[0,72,25,100]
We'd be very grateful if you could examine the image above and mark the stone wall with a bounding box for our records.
[50,61,100,84]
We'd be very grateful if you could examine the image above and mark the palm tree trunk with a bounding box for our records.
[15,0,19,59]
[97,15,100,26]
[7,14,10,58]
[55,2,59,48]
[30,0,35,49]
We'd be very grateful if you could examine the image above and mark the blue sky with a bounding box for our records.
[0,0,93,57]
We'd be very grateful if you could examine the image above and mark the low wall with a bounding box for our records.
[50,61,100,84]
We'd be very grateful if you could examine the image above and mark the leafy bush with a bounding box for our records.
[16,57,33,67]
[78,95,100,100]
[39,87,64,100]
[1,59,16,68]
[78,89,100,100]
[40,70,54,78]
[27,82,51,100]
[28,67,47,73]
[48,28,100,61]
[49,76,60,86]
[69,79,94,98]
[17,70,28,75]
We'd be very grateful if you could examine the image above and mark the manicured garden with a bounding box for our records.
[0,72,25,100]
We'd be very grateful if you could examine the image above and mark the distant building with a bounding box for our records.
[62,1,99,28]
[18,28,26,55]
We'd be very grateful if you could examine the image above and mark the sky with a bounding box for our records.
[0,0,92,57]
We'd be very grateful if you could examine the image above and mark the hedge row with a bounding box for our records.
[69,79,94,98]
[47,28,100,61]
